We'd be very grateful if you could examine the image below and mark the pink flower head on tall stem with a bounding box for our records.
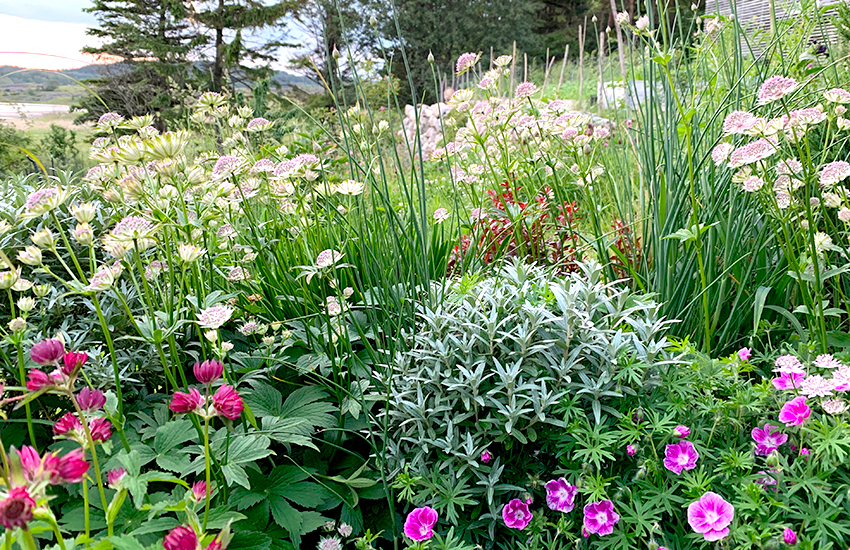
[783,528,797,545]
[582,500,619,536]
[663,440,699,474]
[54,448,89,484]
[751,424,788,455]
[53,411,83,436]
[757,76,798,105]
[544,478,577,513]
[89,417,112,442]
[61,350,88,375]
[0,487,35,529]
[163,525,198,550]
[192,481,208,502]
[502,498,532,530]
[107,468,127,489]
[403,506,438,541]
[30,338,65,366]
[170,388,203,415]
[77,387,106,411]
[687,491,734,541]
[212,384,243,420]
[26,369,59,391]
[194,360,224,384]
[779,397,811,426]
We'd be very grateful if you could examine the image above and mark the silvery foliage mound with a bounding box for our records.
[377,260,676,519]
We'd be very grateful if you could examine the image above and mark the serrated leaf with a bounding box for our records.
[108,536,147,550]
[154,419,196,453]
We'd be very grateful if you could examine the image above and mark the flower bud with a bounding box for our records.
[33,284,51,298]
[70,202,97,223]
[332,45,340,59]
[17,297,36,313]
[30,228,55,249]
[8,317,26,332]
[72,223,94,245]
[369,14,378,28]
[427,51,435,64]
[17,246,42,266]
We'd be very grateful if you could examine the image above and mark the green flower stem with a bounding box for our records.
[13,335,37,449]
[20,528,38,550]
[49,211,87,283]
[2,529,9,550]
[82,476,90,544]
[91,294,130,452]
[202,413,212,531]
[69,396,111,536]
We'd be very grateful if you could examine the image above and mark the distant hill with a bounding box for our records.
[0,64,316,89]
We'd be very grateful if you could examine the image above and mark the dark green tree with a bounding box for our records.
[78,0,203,128]
[370,0,542,103]
[188,0,306,92]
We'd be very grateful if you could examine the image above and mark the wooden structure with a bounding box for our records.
[704,0,843,49]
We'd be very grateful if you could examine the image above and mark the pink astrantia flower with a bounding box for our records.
[53,411,83,436]
[687,491,734,542]
[481,450,492,463]
[403,506,438,541]
[0,487,35,529]
[194,360,224,384]
[663,440,699,474]
[26,369,59,391]
[814,354,843,369]
[738,347,752,361]
[779,396,811,426]
[77,387,106,411]
[163,525,198,550]
[751,424,788,455]
[89,417,112,442]
[455,52,481,75]
[515,82,539,99]
[728,139,777,168]
[503,498,533,530]
[169,388,203,414]
[712,143,734,165]
[674,425,691,438]
[212,384,244,420]
[583,500,619,536]
[30,338,65,366]
[544,478,577,513]
[192,481,208,502]
[800,374,834,397]
[55,449,89,484]
[107,468,127,489]
[819,161,850,188]
[784,528,797,545]
[17,447,41,482]
[723,111,758,135]
[757,76,798,105]
[62,350,88,375]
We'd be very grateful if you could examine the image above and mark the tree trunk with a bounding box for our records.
[213,0,225,91]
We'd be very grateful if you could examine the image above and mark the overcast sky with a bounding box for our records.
[0,0,309,71]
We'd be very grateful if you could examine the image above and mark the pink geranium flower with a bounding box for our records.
[503,498,532,530]
[481,450,492,463]
[751,424,788,455]
[663,440,699,474]
[687,491,734,541]
[544,478,577,513]
[403,506,438,541]
[582,500,619,536]
[738,347,752,361]
[779,396,811,426]
[773,371,805,390]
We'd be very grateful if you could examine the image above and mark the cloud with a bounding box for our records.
[0,14,103,70]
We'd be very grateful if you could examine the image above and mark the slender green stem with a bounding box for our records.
[69,396,111,536]
[202,414,212,531]
[20,529,38,550]
[13,334,37,449]
[82,477,90,545]
[91,295,128,450]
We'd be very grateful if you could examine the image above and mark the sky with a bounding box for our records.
[0,0,310,71]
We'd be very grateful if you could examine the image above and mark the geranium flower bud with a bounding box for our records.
[169,388,203,415]
[30,338,65,366]
[193,360,224,384]
[212,384,244,420]
[783,528,797,545]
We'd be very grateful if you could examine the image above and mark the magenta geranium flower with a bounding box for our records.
[502,498,532,530]
[544,478,577,513]
[481,450,492,463]
[663,440,699,474]
[582,500,619,536]
[738,347,752,361]
[773,371,805,390]
[687,491,734,541]
[403,506,438,541]
[751,424,788,455]
[779,396,811,426]
[673,425,690,438]
[626,444,636,456]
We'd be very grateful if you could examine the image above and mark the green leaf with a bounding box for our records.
[154,419,196,453]
[108,536,148,550]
